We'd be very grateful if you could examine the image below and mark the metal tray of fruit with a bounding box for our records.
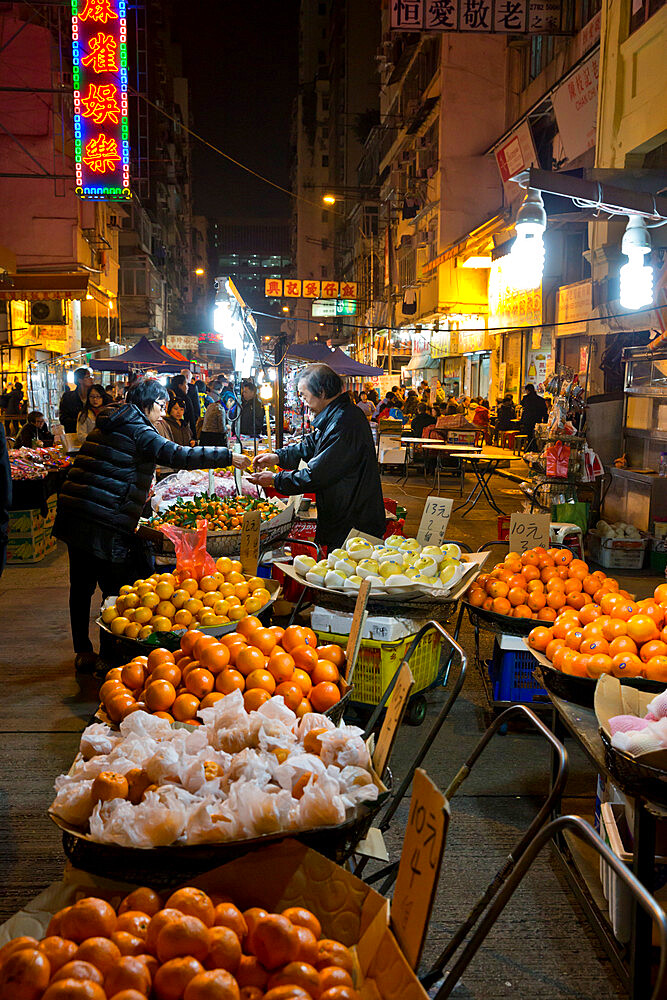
[527,646,665,709]
[462,600,537,637]
[139,505,295,558]
[599,729,667,807]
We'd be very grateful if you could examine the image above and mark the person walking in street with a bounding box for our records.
[249,363,386,549]
[170,373,199,438]
[239,379,266,437]
[14,411,55,449]
[54,376,251,674]
[75,384,113,445]
[59,367,93,433]
[520,383,549,450]
[156,397,194,446]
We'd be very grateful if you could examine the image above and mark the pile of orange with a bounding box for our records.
[101,557,273,640]
[528,582,667,681]
[100,623,347,725]
[467,546,630,622]
[0,883,360,999]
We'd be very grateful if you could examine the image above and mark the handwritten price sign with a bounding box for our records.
[391,769,449,969]
[509,511,550,553]
[417,496,453,546]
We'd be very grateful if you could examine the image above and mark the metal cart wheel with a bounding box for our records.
[404,693,427,726]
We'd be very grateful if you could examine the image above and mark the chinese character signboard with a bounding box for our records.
[391,0,563,33]
[72,0,130,201]
[551,51,599,163]
[488,256,542,332]
[556,279,592,337]
[264,279,357,300]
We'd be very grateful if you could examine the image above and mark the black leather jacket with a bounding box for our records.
[274,393,386,549]
[54,403,231,560]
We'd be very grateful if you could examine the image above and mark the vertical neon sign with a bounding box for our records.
[72,0,131,200]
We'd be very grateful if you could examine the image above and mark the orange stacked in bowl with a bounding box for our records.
[467,546,626,622]
[100,622,348,725]
[528,582,667,681]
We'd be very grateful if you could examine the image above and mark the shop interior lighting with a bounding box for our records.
[461,255,492,268]
[510,187,546,291]
[620,215,653,310]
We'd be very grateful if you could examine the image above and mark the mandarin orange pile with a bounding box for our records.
[467,546,630,622]
[100,623,346,726]
[528,582,667,681]
[101,558,273,640]
[0,884,360,1000]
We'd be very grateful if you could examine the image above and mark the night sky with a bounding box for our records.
[174,0,300,221]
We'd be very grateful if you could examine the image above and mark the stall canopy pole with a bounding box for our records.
[275,333,286,451]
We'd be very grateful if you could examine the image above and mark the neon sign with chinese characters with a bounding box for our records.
[72,0,131,200]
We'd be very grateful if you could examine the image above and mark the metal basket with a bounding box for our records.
[462,601,536,638]
[600,729,667,808]
[139,509,295,558]
[58,776,390,888]
[534,662,665,709]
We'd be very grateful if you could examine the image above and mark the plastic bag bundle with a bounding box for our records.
[89,787,188,848]
[51,780,96,827]
[80,723,122,760]
[319,726,370,769]
[297,774,346,828]
[226,779,296,838]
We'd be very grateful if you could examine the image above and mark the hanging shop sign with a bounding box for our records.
[391,0,563,34]
[556,279,592,337]
[166,335,196,350]
[72,0,131,201]
[488,257,542,332]
[458,327,490,353]
[495,122,538,184]
[198,331,224,343]
[264,279,357,299]
[311,299,357,317]
[551,51,599,163]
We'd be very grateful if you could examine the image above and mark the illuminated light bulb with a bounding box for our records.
[510,188,546,291]
[620,216,653,311]
[259,382,273,401]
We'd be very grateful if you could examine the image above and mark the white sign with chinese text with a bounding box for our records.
[495,121,538,184]
[417,496,454,546]
[556,280,592,337]
[391,0,562,33]
[552,51,599,163]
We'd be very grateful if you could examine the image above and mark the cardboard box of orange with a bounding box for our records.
[0,839,429,999]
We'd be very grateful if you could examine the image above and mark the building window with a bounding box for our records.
[580,0,602,26]
[322,155,329,166]
[630,0,666,34]
[321,210,329,222]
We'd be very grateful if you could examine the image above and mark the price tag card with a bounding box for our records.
[391,769,449,969]
[373,661,414,777]
[240,510,261,576]
[509,511,551,553]
[232,442,243,496]
[344,579,371,684]
[416,496,453,546]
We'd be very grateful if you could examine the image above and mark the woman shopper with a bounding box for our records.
[54,377,251,673]
[156,397,193,446]
[75,384,112,445]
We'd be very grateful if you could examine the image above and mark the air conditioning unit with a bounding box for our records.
[30,300,65,325]
[400,234,414,247]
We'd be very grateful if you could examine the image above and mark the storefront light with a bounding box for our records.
[461,256,492,268]
[510,188,546,291]
[213,300,243,351]
[620,216,653,310]
[259,382,273,401]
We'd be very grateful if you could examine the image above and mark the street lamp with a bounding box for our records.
[194,267,205,276]
[323,194,336,205]
[282,305,290,313]
[510,187,546,291]
[620,216,653,310]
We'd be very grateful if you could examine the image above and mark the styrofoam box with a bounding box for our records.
[311,606,423,642]
[498,634,528,651]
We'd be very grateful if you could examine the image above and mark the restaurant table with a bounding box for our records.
[544,683,665,999]
[451,449,524,515]
[399,438,483,491]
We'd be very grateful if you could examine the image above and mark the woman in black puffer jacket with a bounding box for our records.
[54,377,250,673]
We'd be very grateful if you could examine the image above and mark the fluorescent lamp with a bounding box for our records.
[259,382,273,401]
[620,216,653,310]
[510,188,546,291]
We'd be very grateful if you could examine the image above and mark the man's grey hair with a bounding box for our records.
[298,363,343,399]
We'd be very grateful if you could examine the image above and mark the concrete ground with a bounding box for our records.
[0,465,661,996]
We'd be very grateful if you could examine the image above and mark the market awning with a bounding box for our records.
[92,335,186,373]
[0,273,90,301]
[405,352,439,370]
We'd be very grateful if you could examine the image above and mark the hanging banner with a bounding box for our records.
[551,51,600,163]
[72,0,131,201]
[391,0,563,34]
[556,280,592,337]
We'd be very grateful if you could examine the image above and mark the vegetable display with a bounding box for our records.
[148,494,281,533]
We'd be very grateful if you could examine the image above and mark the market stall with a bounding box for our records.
[7,446,70,564]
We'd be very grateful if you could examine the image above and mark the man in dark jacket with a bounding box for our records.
[239,379,266,437]
[520,383,549,450]
[250,363,386,549]
[59,367,93,433]
[54,377,250,672]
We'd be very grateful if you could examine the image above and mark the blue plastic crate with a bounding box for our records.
[489,642,546,705]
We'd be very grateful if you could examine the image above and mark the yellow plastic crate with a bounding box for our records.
[315,629,443,706]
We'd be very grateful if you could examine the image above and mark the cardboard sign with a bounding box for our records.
[373,661,414,777]
[509,511,551,553]
[391,769,449,970]
[240,510,261,575]
[344,579,371,684]
[416,496,454,546]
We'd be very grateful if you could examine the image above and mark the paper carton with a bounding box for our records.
[595,674,667,768]
[0,840,429,1000]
